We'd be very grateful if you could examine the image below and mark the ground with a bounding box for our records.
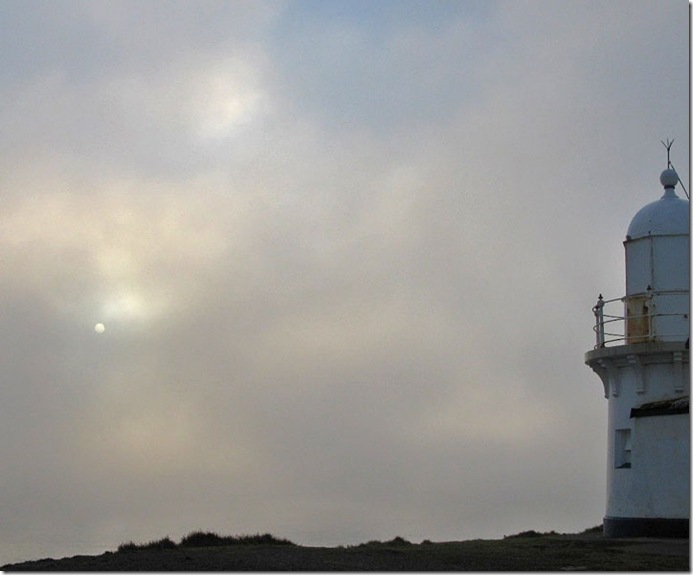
[2,532,689,571]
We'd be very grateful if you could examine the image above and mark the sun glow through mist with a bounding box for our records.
[0,0,687,565]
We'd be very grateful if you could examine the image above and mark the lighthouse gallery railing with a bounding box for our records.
[592,291,690,348]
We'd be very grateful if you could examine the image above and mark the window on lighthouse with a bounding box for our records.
[615,429,632,469]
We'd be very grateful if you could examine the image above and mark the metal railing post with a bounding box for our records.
[593,294,605,348]
[647,287,654,342]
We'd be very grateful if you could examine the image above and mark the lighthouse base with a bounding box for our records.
[604,516,689,538]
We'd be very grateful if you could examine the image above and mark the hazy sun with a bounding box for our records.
[95,286,169,329]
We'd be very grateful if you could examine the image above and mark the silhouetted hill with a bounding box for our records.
[3,530,688,571]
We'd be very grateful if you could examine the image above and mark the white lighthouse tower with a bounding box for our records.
[585,159,690,538]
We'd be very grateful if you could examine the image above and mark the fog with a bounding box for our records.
[0,0,688,564]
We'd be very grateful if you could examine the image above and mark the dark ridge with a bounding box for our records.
[117,531,296,552]
[3,526,688,572]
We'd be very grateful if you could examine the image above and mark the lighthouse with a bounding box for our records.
[585,162,690,538]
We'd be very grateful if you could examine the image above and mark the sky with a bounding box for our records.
[0,0,689,564]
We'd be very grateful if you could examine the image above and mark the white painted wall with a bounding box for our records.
[604,356,690,519]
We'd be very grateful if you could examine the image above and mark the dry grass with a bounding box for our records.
[116,531,295,552]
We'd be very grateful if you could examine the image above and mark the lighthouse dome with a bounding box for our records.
[626,169,689,240]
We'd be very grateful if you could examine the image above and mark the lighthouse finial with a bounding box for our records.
[659,138,689,199]
[661,138,675,169]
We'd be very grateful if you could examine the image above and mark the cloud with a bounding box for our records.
[0,0,687,563]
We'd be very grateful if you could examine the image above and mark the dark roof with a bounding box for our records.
[630,397,689,418]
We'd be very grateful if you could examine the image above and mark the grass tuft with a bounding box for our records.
[118,530,296,552]
[179,531,227,548]
[179,531,296,547]
[144,537,178,550]
[356,536,413,548]
[117,537,177,552]
[504,529,558,539]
